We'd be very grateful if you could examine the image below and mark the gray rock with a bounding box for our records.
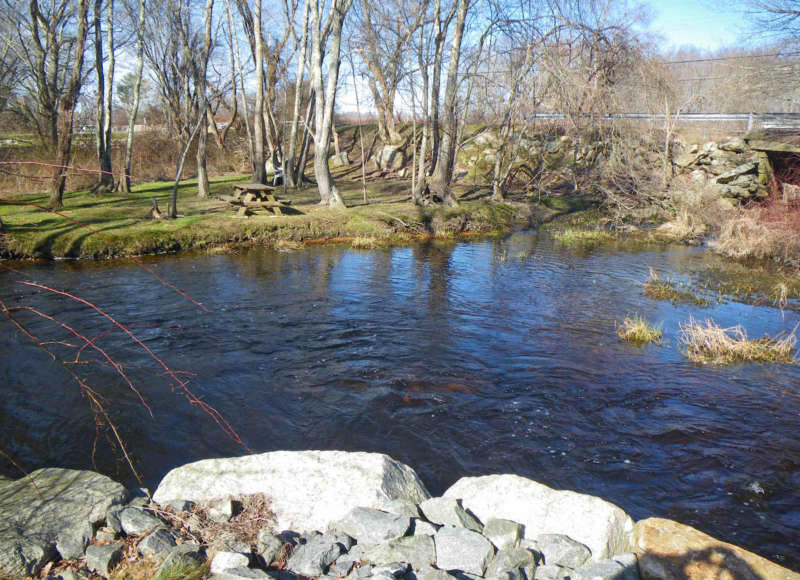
[331,554,360,577]
[375,146,405,170]
[571,559,628,580]
[363,535,436,570]
[716,162,757,184]
[349,544,367,561]
[330,152,350,168]
[208,497,235,523]
[120,507,163,536]
[674,152,704,167]
[532,565,570,580]
[518,539,543,564]
[323,531,356,551]
[409,567,453,580]
[163,499,195,512]
[156,543,204,576]
[127,487,151,507]
[349,563,374,578]
[256,530,283,565]
[373,562,411,577]
[334,507,411,546]
[0,530,54,578]
[46,570,82,580]
[210,531,252,554]
[106,505,124,534]
[95,529,117,544]
[485,571,523,580]
[0,468,126,577]
[720,137,747,153]
[86,543,124,576]
[56,522,93,559]
[153,451,430,534]
[411,518,439,536]
[419,498,482,532]
[434,526,495,576]
[286,534,343,576]
[535,535,590,568]
[211,552,251,574]
[445,475,632,559]
[484,519,523,550]
[212,567,270,580]
[611,552,637,573]
[383,499,421,518]
[485,548,536,580]
[138,528,177,558]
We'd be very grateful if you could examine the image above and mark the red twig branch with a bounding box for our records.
[14,305,153,416]
[17,281,246,447]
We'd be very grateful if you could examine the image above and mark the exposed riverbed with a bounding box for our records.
[1,233,798,569]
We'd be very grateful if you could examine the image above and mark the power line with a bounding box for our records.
[660,50,800,65]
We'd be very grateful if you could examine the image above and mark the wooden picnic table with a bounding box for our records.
[233,182,274,196]
[221,183,295,216]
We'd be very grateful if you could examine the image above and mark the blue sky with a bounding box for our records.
[640,0,749,52]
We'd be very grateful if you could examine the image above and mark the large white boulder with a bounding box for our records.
[153,450,430,533]
[444,474,633,559]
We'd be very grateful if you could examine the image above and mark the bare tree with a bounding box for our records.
[120,0,145,193]
[92,0,115,192]
[309,0,353,207]
[284,0,309,188]
[427,0,468,206]
[355,0,425,144]
[2,0,92,208]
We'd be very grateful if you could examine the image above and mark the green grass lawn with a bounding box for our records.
[0,175,526,259]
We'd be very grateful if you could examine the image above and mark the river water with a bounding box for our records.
[1,233,799,568]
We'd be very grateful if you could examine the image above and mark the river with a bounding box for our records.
[1,232,798,568]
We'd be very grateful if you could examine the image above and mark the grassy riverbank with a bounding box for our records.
[0,176,538,260]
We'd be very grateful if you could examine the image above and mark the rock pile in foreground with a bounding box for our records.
[0,450,797,580]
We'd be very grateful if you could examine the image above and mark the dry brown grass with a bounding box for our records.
[655,208,707,242]
[350,236,382,249]
[711,211,800,264]
[679,317,797,364]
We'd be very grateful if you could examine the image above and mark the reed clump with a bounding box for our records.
[644,268,710,306]
[679,317,797,364]
[617,314,662,344]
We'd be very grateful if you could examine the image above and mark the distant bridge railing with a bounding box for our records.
[526,113,800,130]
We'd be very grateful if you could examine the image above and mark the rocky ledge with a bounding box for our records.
[0,451,796,580]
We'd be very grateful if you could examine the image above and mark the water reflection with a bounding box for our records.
[0,235,799,568]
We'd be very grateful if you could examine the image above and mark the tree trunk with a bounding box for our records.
[93,0,114,191]
[285,0,309,188]
[252,0,266,184]
[121,0,145,193]
[413,22,429,204]
[195,0,214,198]
[295,96,314,185]
[48,0,90,209]
[310,0,351,207]
[430,0,467,206]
